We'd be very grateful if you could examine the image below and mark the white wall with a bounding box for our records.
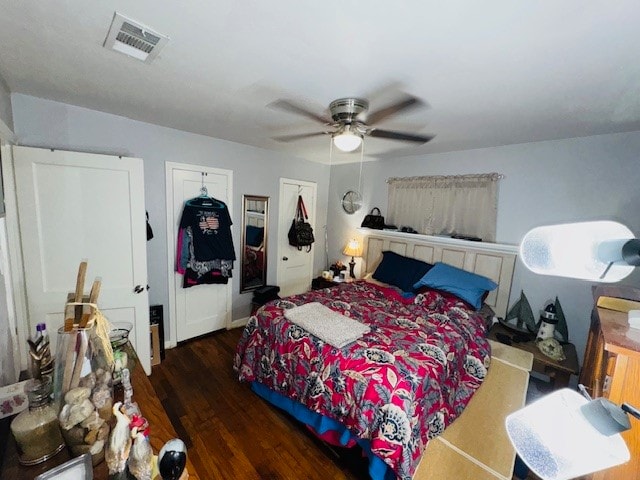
[328,131,640,364]
[11,94,330,342]
[11,91,640,366]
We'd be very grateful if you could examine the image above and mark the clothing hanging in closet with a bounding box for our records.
[176,195,236,288]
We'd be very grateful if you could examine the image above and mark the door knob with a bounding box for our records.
[282,256,288,261]
[134,285,144,294]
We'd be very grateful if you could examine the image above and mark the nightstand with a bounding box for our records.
[488,323,579,389]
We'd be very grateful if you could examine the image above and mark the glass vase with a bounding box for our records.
[53,324,114,466]
[10,375,65,465]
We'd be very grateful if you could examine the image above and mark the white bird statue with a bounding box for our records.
[105,401,132,475]
[128,426,153,480]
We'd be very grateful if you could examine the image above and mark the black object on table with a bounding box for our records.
[311,277,340,290]
[253,285,280,303]
[251,285,280,314]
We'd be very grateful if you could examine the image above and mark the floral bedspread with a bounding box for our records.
[233,281,491,479]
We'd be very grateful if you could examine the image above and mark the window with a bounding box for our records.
[387,173,501,242]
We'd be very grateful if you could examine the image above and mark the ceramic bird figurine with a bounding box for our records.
[105,401,132,475]
[128,426,153,480]
[158,438,187,480]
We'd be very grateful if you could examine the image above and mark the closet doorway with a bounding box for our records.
[165,163,233,343]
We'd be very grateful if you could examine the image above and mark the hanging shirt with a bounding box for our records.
[179,199,235,262]
[176,197,236,288]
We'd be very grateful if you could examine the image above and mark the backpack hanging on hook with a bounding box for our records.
[288,195,315,252]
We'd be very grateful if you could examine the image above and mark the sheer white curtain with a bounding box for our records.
[387,173,501,242]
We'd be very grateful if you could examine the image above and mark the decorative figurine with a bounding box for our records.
[121,368,141,418]
[536,303,559,342]
[329,261,346,279]
[501,290,536,338]
[553,296,569,342]
[158,438,188,480]
[105,402,131,475]
[535,301,569,360]
[537,337,566,361]
[128,426,153,480]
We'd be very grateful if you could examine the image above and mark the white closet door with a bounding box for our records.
[12,146,151,373]
[166,163,233,343]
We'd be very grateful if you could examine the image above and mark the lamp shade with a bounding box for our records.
[343,239,363,257]
[519,221,638,282]
[333,131,362,152]
[506,389,629,480]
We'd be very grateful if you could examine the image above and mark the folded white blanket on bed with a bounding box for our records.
[284,302,370,348]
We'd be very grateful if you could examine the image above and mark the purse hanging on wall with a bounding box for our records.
[288,195,315,252]
[360,207,385,230]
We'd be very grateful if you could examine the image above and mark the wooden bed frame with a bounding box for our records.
[360,229,518,318]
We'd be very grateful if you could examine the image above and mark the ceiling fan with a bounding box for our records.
[270,94,435,152]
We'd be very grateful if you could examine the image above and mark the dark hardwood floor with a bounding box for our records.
[148,328,370,480]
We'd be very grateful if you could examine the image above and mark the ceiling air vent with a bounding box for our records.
[103,12,169,63]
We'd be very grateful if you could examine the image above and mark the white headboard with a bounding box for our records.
[361,230,518,318]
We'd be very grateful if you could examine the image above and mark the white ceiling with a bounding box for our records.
[1,1,639,164]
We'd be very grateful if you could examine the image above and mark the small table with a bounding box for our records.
[487,323,580,389]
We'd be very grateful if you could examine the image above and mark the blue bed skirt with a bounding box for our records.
[251,381,395,480]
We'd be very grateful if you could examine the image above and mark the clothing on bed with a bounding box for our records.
[176,197,236,287]
[284,302,371,348]
[234,281,491,480]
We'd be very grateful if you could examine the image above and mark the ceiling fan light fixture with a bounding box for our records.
[333,129,363,152]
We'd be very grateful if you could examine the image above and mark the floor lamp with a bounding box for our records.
[510,220,640,479]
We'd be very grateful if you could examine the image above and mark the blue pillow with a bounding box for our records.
[372,251,433,293]
[413,262,498,310]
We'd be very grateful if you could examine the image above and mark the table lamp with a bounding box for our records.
[342,239,363,279]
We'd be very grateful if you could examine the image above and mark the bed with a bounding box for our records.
[234,232,519,480]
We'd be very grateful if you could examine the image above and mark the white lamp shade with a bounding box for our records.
[519,221,636,282]
[506,389,630,480]
[333,132,362,152]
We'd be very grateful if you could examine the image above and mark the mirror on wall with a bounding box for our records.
[240,195,269,293]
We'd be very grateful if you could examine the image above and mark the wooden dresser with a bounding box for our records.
[579,285,640,480]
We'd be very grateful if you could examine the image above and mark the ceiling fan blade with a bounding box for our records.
[369,129,435,144]
[366,94,425,125]
[272,132,329,142]
[268,99,331,124]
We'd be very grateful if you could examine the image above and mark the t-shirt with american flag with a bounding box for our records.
[179,200,235,262]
